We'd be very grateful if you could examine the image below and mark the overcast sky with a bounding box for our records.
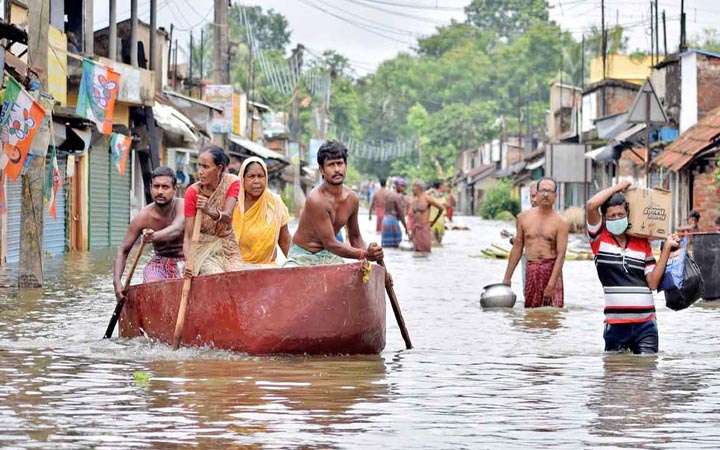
[85,0,720,76]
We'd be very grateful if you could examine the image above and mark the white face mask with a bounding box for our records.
[606,217,628,235]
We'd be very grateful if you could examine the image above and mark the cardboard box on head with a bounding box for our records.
[625,187,672,240]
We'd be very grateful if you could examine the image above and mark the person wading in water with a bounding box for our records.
[502,177,569,308]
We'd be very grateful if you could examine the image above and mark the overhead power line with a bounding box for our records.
[311,0,427,37]
[340,0,450,25]
[295,0,417,46]
[352,0,464,11]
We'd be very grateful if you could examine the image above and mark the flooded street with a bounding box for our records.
[1,216,720,449]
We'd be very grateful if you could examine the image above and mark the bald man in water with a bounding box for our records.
[503,177,568,308]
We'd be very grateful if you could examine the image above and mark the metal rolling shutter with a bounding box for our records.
[89,145,111,249]
[42,157,67,257]
[109,152,130,246]
[5,178,23,263]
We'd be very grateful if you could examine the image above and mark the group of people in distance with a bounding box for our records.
[502,177,684,355]
[113,140,386,305]
[370,177,454,254]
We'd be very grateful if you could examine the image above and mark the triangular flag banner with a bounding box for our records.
[76,58,120,134]
[110,132,131,174]
[0,76,46,181]
[44,145,62,219]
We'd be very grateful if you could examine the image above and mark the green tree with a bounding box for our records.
[480,181,520,219]
[229,5,290,51]
[690,28,720,54]
[464,0,549,42]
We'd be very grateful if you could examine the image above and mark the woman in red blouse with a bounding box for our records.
[183,146,244,275]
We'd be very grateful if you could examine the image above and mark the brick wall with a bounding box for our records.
[606,86,638,116]
[692,170,720,230]
[696,54,720,123]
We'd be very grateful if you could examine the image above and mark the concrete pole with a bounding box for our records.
[200,29,204,82]
[214,0,229,84]
[130,0,138,67]
[22,0,50,288]
[109,0,117,61]
[149,0,156,70]
[83,0,93,55]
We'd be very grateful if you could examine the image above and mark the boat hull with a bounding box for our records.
[119,262,387,355]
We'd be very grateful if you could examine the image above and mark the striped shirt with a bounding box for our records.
[588,221,657,324]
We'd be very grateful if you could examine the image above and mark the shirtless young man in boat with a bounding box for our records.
[113,167,185,303]
[502,177,568,308]
[284,140,384,267]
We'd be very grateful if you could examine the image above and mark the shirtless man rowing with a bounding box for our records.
[502,177,568,308]
[284,140,384,267]
[113,167,185,303]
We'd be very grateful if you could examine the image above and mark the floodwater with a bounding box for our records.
[1,216,720,449]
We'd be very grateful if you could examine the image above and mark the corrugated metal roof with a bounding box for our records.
[468,164,496,184]
[652,107,720,171]
[228,135,289,163]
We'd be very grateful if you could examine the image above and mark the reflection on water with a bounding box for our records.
[1,217,720,448]
[514,308,565,332]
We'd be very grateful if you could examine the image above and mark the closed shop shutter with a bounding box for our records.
[109,153,130,246]
[89,145,110,249]
[42,156,67,257]
[5,178,23,263]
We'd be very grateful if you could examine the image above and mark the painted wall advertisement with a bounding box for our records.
[262,112,288,138]
[204,84,234,134]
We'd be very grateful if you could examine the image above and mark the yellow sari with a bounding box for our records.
[232,157,290,264]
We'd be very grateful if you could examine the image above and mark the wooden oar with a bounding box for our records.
[377,259,413,349]
[172,215,202,350]
[103,240,146,339]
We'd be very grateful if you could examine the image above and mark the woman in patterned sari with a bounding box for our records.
[232,156,291,265]
[183,146,244,275]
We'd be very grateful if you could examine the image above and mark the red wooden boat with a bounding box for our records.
[119,262,387,355]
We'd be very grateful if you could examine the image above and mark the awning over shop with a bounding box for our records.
[613,123,646,143]
[164,90,222,112]
[525,157,545,170]
[492,161,526,179]
[228,134,289,163]
[586,123,647,163]
[153,103,198,144]
[585,146,615,162]
[595,112,629,140]
[653,106,720,171]
[596,113,646,144]
[52,109,93,153]
[466,164,495,184]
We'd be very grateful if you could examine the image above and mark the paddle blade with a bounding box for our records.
[103,299,125,339]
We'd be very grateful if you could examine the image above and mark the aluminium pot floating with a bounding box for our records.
[480,283,517,308]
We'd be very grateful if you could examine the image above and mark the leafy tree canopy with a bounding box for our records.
[464,0,550,42]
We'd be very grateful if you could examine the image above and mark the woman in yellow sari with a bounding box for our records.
[232,157,291,264]
[184,146,244,275]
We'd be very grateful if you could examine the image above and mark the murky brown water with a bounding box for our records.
[1,216,720,449]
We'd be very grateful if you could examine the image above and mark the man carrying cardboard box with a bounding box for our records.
[623,186,672,239]
[586,181,680,354]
